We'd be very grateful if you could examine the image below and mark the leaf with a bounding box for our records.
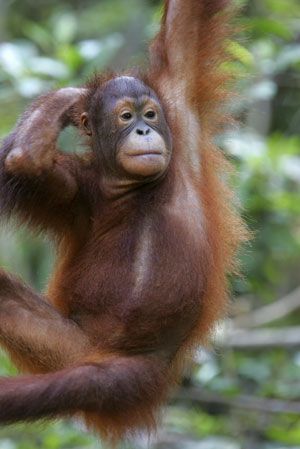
[227,41,254,67]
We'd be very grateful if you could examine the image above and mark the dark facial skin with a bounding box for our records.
[81,77,172,183]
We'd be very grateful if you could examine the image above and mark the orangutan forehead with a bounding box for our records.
[113,96,159,112]
[103,76,156,101]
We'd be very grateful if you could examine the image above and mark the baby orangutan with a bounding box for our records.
[0,0,245,444]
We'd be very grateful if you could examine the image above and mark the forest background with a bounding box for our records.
[0,0,299,448]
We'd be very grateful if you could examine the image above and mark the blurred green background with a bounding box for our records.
[0,0,300,448]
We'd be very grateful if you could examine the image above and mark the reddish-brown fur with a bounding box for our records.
[0,0,246,445]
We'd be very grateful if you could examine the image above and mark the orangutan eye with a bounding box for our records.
[144,110,156,119]
[120,111,133,121]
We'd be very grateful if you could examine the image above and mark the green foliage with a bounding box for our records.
[0,422,97,449]
[230,133,300,300]
[166,407,227,438]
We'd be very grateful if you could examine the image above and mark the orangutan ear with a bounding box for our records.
[80,112,92,136]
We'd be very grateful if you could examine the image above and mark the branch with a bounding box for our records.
[220,326,300,349]
[177,387,300,415]
[234,286,300,328]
